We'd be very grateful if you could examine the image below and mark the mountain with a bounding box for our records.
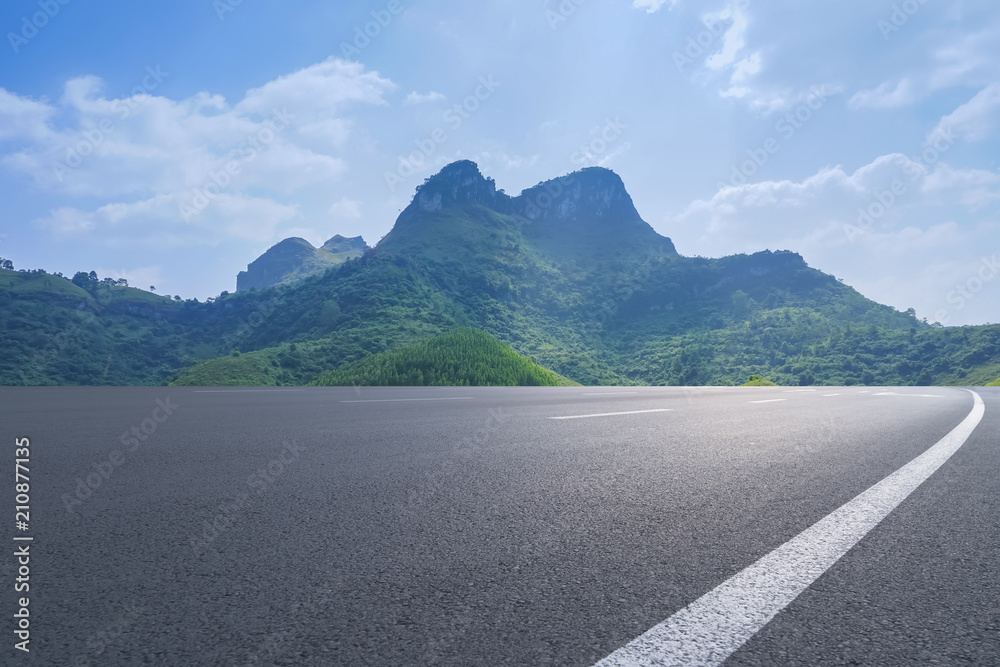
[3,160,1000,387]
[236,234,368,292]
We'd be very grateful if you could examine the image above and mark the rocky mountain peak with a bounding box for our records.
[515,166,642,224]
[411,160,507,212]
[321,235,368,255]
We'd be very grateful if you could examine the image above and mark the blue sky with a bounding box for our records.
[1,0,998,325]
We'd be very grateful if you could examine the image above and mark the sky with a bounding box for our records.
[0,0,998,326]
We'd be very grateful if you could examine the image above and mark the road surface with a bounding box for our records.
[1,386,996,665]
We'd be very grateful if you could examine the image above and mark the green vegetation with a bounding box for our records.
[312,329,576,387]
[169,352,278,387]
[987,377,1000,387]
[3,162,1000,388]
[741,375,778,387]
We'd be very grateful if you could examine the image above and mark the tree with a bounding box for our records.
[0,258,13,271]
[150,286,156,292]
[72,272,96,289]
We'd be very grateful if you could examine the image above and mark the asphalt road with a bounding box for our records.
[1,386,997,666]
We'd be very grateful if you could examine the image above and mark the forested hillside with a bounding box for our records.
[311,328,575,387]
[2,161,998,387]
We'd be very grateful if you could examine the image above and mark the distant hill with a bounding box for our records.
[312,328,577,387]
[236,234,368,292]
[3,160,1000,387]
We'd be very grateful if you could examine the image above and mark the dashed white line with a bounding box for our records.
[550,409,672,420]
[340,397,475,403]
[750,399,787,404]
[823,393,842,397]
[593,390,985,667]
[785,389,816,393]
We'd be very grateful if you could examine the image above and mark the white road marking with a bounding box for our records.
[340,397,475,403]
[193,389,306,393]
[873,392,945,398]
[585,392,639,396]
[550,409,672,420]
[823,393,842,397]
[785,389,816,393]
[593,390,985,667]
[750,399,787,404]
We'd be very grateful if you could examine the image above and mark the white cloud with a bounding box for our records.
[404,91,446,105]
[846,21,1000,113]
[686,5,826,117]
[668,154,1000,323]
[849,78,918,110]
[0,58,395,248]
[0,88,56,142]
[705,7,748,71]
[33,192,302,246]
[632,0,676,14]
[927,26,1000,92]
[236,58,394,117]
[922,163,1000,210]
[930,83,1000,143]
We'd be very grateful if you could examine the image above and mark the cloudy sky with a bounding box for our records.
[1,0,998,325]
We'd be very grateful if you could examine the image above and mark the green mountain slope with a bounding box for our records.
[311,328,576,387]
[3,160,1000,387]
[0,268,215,386]
[987,377,1000,387]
